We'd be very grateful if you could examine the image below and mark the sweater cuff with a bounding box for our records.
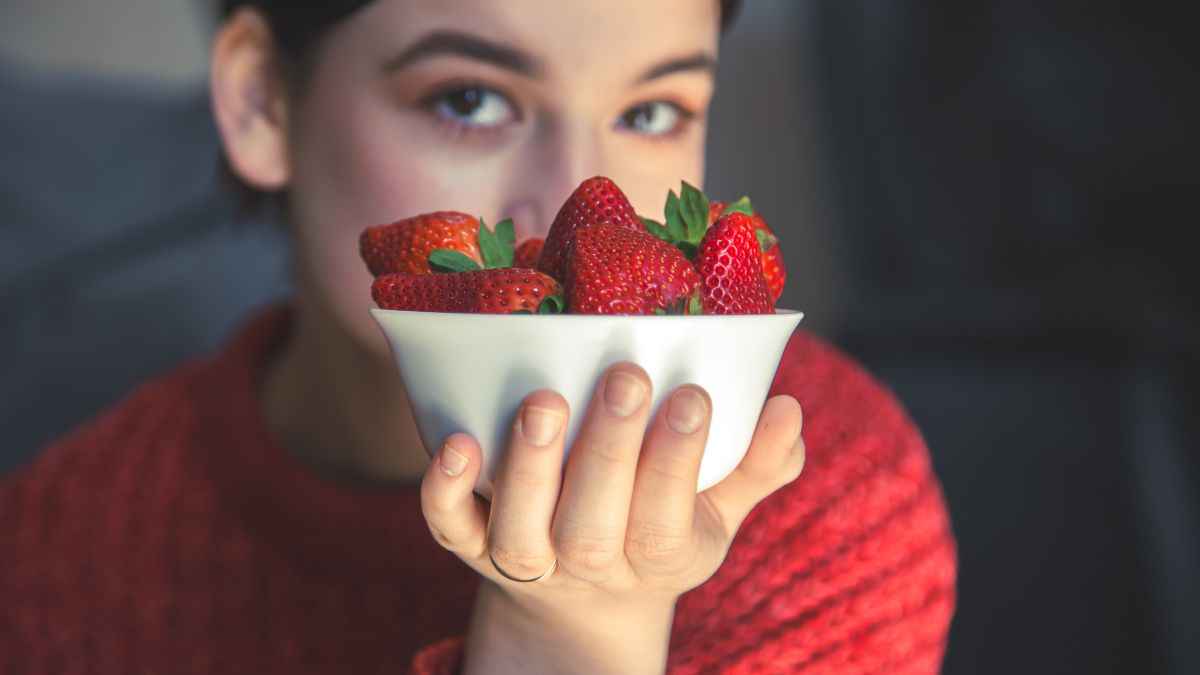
[410,635,465,675]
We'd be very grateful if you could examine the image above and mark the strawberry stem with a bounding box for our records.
[537,294,565,314]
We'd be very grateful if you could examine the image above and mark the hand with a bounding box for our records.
[419,362,806,674]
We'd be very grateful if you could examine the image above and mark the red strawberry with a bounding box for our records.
[707,200,727,227]
[372,268,563,314]
[514,238,544,269]
[756,222,786,304]
[538,176,642,281]
[564,222,702,315]
[709,199,786,303]
[695,212,773,314]
[360,211,482,276]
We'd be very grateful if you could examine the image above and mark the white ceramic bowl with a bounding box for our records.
[370,308,804,500]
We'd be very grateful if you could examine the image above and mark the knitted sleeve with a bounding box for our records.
[409,333,958,674]
[663,334,958,673]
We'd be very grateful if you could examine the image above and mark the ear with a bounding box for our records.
[210,7,291,190]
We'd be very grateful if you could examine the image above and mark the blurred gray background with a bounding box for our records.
[2,2,1196,674]
[0,0,210,84]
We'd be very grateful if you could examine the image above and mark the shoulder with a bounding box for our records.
[1,305,287,501]
[7,357,208,475]
[773,330,916,438]
[0,353,248,655]
[669,330,957,673]
[767,330,941,492]
[1,357,214,558]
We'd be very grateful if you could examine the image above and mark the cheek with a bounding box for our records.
[282,79,525,354]
[284,81,455,351]
[292,84,437,244]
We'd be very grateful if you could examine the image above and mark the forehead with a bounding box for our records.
[345,0,721,83]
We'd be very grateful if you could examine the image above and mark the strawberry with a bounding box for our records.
[513,237,544,269]
[372,268,564,314]
[426,217,516,272]
[706,200,727,227]
[360,211,482,276]
[709,198,786,303]
[538,176,643,281]
[757,223,787,304]
[564,222,702,315]
[694,212,773,314]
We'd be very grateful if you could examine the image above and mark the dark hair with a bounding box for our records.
[220,1,744,55]
[218,0,744,211]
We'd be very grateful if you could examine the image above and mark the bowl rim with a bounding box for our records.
[370,307,804,320]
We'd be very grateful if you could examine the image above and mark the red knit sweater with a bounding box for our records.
[1,306,956,674]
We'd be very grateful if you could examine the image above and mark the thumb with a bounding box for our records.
[698,395,805,540]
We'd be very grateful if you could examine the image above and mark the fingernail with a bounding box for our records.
[521,406,563,447]
[440,442,468,476]
[604,371,645,417]
[667,388,707,435]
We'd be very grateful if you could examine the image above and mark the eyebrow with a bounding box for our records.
[636,52,718,84]
[383,30,543,77]
[383,30,717,85]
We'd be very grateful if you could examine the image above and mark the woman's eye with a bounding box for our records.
[430,86,516,128]
[618,101,690,136]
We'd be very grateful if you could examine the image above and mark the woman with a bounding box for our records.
[1,1,957,673]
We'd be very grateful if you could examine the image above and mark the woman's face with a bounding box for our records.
[280,0,720,352]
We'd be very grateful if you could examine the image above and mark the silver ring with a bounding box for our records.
[489,551,557,583]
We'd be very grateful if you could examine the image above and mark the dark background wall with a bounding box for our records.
[2,2,1196,673]
[810,2,1198,673]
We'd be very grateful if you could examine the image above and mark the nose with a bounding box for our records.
[499,119,608,243]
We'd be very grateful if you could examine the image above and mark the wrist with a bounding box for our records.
[461,581,676,675]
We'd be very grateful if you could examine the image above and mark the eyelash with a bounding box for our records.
[616,100,698,141]
[417,82,699,142]
[417,81,518,141]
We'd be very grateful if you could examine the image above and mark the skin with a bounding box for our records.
[210,1,806,672]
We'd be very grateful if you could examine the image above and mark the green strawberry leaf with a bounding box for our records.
[686,292,704,315]
[494,218,516,255]
[723,196,754,217]
[641,217,673,243]
[478,217,516,269]
[755,228,778,253]
[679,181,710,244]
[537,294,565,314]
[664,190,687,242]
[653,308,667,316]
[660,291,700,316]
[477,218,502,268]
[429,249,482,273]
[674,240,699,260]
